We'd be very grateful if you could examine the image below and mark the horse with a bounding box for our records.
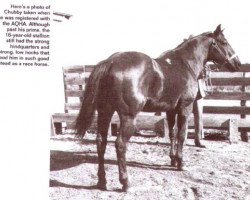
[75,25,241,191]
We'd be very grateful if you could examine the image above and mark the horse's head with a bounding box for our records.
[208,24,241,72]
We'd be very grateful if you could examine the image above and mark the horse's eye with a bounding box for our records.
[219,40,227,45]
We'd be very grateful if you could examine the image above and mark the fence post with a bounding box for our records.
[154,118,170,143]
[51,117,55,136]
[155,118,166,137]
[227,118,239,143]
[241,132,249,142]
[240,72,248,142]
[51,116,63,136]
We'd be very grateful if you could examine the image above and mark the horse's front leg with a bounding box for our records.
[167,111,177,167]
[193,98,205,148]
[115,114,135,192]
[176,106,192,171]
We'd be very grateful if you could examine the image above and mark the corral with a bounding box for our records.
[51,64,250,142]
[50,63,250,199]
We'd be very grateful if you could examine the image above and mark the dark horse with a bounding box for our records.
[75,25,241,191]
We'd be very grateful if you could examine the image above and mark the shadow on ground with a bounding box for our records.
[50,150,174,172]
[49,179,125,192]
[50,136,171,146]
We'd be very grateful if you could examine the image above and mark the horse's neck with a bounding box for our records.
[157,50,204,80]
[180,56,204,80]
[157,36,212,80]
[175,39,211,79]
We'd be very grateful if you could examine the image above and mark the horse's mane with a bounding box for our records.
[175,31,212,49]
[158,31,212,59]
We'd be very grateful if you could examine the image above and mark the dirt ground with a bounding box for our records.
[50,133,250,200]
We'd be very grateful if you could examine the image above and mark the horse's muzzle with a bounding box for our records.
[226,57,241,72]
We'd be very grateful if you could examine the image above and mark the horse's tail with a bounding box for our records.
[75,60,112,138]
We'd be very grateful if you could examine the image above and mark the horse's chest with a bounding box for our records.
[180,86,198,106]
[164,77,198,106]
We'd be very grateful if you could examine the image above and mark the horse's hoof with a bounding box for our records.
[176,159,187,171]
[178,165,188,171]
[122,183,130,192]
[195,140,206,148]
[171,159,177,167]
[196,144,206,148]
[97,182,107,191]
[177,163,188,171]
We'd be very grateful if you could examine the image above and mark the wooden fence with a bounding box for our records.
[51,64,250,142]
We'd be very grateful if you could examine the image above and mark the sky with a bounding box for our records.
[52,0,250,65]
[0,0,249,199]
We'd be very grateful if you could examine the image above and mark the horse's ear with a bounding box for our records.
[213,24,222,38]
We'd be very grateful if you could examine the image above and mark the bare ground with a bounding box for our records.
[50,134,250,200]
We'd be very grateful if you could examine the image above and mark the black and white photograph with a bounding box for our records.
[0,0,249,199]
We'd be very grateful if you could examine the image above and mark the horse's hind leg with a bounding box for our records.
[96,105,114,190]
[193,99,205,148]
[167,111,177,167]
[115,114,136,192]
